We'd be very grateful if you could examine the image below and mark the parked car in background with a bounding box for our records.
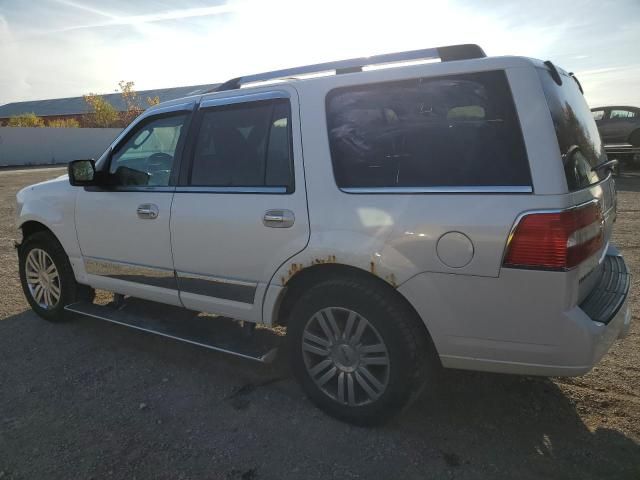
[591,106,640,145]
[15,45,632,425]
[592,106,640,173]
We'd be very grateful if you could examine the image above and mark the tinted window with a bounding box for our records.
[110,114,186,186]
[591,110,604,121]
[190,99,293,189]
[326,70,530,189]
[538,68,606,191]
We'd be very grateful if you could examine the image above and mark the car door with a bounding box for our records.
[75,103,193,305]
[170,87,309,322]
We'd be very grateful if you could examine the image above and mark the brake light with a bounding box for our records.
[504,202,604,270]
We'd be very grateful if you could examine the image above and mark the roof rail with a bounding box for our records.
[209,44,486,93]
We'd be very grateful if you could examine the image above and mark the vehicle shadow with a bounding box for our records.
[1,309,638,480]
[398,368,640,479]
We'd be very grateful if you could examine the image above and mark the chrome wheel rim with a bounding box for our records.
[302,307,390,406]
[25,248,61,310]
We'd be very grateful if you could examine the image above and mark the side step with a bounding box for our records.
[65,298,280,363]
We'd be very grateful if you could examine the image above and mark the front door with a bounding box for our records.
[170,87,309,322]
[75,108,191,305]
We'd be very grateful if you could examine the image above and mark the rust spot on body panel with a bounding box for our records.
[282,255,338,284]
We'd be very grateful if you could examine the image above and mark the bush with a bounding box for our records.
[47,118,80,128]
[8,113,44,127]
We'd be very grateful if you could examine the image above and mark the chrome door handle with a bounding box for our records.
[137,203,159,219]
[263,209,295,228]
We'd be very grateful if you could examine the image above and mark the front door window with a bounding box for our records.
[110,114,187,186]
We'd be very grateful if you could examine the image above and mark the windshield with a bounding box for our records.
[537,67,607,191]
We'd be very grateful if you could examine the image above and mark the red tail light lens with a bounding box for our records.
[504,202,604,271]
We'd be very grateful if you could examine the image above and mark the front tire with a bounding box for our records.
[18,231,93,322]
[287,276,437,426]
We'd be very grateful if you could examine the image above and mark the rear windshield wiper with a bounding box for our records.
[564,145,617,173]
[592,158,618,173]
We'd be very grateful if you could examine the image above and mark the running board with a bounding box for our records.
[64,298,280,363]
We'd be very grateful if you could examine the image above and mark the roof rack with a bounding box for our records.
[210,44,486,93]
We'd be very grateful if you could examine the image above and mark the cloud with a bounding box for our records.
[0,0,638,107]
[47,3,239,33]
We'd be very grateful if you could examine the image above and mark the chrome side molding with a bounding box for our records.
[84,257,177,290]
[176,271,257,304]
[84,257,258,304]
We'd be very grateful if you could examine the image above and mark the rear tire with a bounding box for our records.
[287,276,438,426]
[18,231,94,322]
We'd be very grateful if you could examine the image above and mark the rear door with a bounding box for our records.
[170,87,309,322]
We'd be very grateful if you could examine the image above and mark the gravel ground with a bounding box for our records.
[0,167,639,480]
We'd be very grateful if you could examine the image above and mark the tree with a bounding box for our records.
[146,95,160,107]
[83,81,160,128]
[119,81,161,124]
[83,93,119,127]
[119,80,145,125]
[47,118,80,128]
[8,113,45,127]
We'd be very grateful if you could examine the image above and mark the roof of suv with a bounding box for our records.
[145,44,544,114]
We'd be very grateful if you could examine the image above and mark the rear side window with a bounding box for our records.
[538,68,606,191]
[609,109,636,119]
[189,99,293,190]
[326,70,531,189]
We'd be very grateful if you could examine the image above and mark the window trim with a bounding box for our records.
[179,93,295,194]
[340,186,533,194]
[324,70,533,193]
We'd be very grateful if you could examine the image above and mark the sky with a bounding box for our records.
[0,0,639,108]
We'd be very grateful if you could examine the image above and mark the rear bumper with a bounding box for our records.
[398,247,632,377]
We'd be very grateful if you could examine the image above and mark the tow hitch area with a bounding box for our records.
[65,298,280,363]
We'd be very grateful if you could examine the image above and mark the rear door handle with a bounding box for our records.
[263,209,295,228]
[137,203,159,219]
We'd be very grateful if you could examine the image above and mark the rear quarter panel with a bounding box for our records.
[272,60,572,290]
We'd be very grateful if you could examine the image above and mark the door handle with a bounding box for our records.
[137,203,159,219]
[263,209,295,228]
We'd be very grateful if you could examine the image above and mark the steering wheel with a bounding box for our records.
[147,152,173,172]
[147,152,173,185]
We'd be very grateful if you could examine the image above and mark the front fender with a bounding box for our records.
[16,177,81,259]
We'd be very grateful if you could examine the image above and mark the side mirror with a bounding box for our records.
[68,159,96,186]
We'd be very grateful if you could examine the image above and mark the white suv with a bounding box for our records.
[15,45,632,424]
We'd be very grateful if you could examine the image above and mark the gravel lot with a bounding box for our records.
[1,167,639,480]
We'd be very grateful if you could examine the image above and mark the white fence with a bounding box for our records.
[0,127,122,167]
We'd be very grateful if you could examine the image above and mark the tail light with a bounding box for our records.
[503,201,604,271]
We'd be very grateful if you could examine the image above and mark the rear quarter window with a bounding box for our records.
[325,70,531,189]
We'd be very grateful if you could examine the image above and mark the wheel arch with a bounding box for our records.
[268,262,437,353]
[19,220,56,245]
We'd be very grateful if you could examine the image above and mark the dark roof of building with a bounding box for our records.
[0,83,220,118]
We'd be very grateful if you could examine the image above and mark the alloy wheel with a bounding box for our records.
[301,307,391,406]
[25,248,61,310]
